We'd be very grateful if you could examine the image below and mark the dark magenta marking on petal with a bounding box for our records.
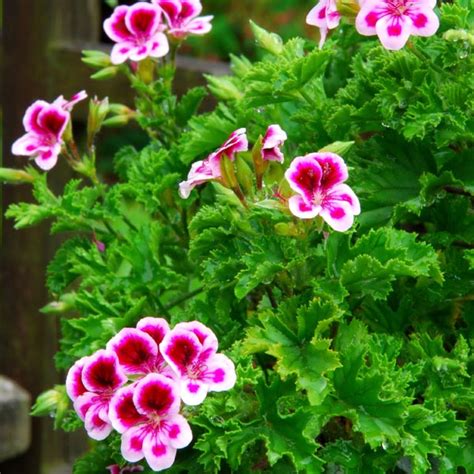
[152,444,167,457]
[413,13,427,28]
[388,22,402,37]
[187,382,200,393]
[212,368,225,383]
[168,424,180,439]
[138,381,174,414]
[365,11,379,27]
[330,207,346,219]
[131,9,156,34]
[318,7,326,19]
[166,335,199,368]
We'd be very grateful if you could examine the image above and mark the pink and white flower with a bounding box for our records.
[104,3,169,65]
[160,321,236,405]
[261,124,287,163]
[306,0,341,48]
[106,318,171,376]
[179,128,248,199]
[109,374,192,471]
[11,94,79,171]
[54,90,88,111]
[70,350,127,440]
[285,152,360,232]
[153,0,213,39]
[178,157,221,199]
[355,0,440,50]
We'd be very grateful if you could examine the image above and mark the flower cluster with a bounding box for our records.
[307,0,439,50]
[179,125,360,232]
[11,91,87,170]
[66,317,236,471]
[104,0,213,65]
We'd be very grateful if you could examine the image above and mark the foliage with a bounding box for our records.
[4,0,474,472]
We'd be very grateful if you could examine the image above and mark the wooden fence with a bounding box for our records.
[1,1,226,472]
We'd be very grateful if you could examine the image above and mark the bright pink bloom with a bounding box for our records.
[71,350,127,440]
[106,318,171,376]
[109,374,192,471]
[306,0,341,48]
[261,124,287,163]
[104,3,169,65]
[153,0,213,39]
[65,356,88,401]
[11,92,87,171]
[285,152,360,232]
[178,128,247,199]
[208,128,248,164]
[160,321,236,405]
[355,0,439,50]
[178,157,221,199]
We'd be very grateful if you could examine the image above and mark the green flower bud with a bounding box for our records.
[91,66,119,81]
[249,21,283,55]
[0,168,34,184]
[319,141,355,156]
[82,50,112,69]
[205,75,243,101]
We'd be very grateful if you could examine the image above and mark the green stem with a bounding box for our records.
[164,287,205,311]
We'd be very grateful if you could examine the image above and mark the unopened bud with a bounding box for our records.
[336,0,360,18]
[87,97,109,145]
[31,385,69,429]
[205,75,243,101]
[0,168,34,184]
[319,141,355,156]
[249,21,283,55]
[235,155,254,196]
[82,50,112,69]
[40,293,76,314]
[102,115,132,127]
[91,66,119,81]
[230,54,252,77]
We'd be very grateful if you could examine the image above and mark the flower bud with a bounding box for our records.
[0,168,34,184]
[102,115,132,127]
[91,66,119,81]
[235,155,254,197]
[87,97,109,146]
[31,385,69,428]
[82,50,112,69]
[220,155,239,190]
[205,75,243,101]
[335,0,360,18]
[319,141,355,156]
[230,54,252,78]
[249,21,283,55]
[40,293,77,314]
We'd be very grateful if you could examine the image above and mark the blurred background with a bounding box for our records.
[1,1,313,473]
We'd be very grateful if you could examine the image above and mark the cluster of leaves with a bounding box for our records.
[7,0,474,472]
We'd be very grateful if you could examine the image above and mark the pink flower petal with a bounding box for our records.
[180,0,203,18]
[84,405,113,440]
[313,152,349,190]
[143,432,177,471]
[320,200,355,232]
[376,13,412,50]
[37,105,69,138]
[110,42,135,65]
[154,0,181,22]
[133,373,181,417]
[160,329,202,376]
[148,33,170,59]
[325,183,361,216]
[202,353,237,392]
[81,350,127,393]
[355,0,384,36]
[173,321,218,354]
[73,392,97,421]
[162,414,193,449]
[22,101,49,133]
[126,3,161,38]
[179,377,208,405]
[137,317,170,346]
[65,356,88,401]
[288,195,322,219]
[129,44,153,63]
[11,133,42,157]
[261,124,287,163]
[104,5,133,43]
[121,425,149,463]
[285,155,323,203]
[109,385,147,434]
[34,146,60,171]
[107,328,159,375]
[179,158,220,199]
[407,7,439,37]
[184,15,213,36]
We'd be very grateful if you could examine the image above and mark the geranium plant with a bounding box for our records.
[2,0,473,472]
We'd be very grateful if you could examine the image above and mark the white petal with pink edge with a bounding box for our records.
[148,33,170,58]
[73,392,97,421]
[110,42,135,65]
[104,6,132,43]
[125,3,162,38]
[34,147,60,171]
[326,183,361,215]
[137,317,170,346]
[84,405,113,440]
[11,133,42,157]
[408,8,439,37]
[173,321,218,353]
